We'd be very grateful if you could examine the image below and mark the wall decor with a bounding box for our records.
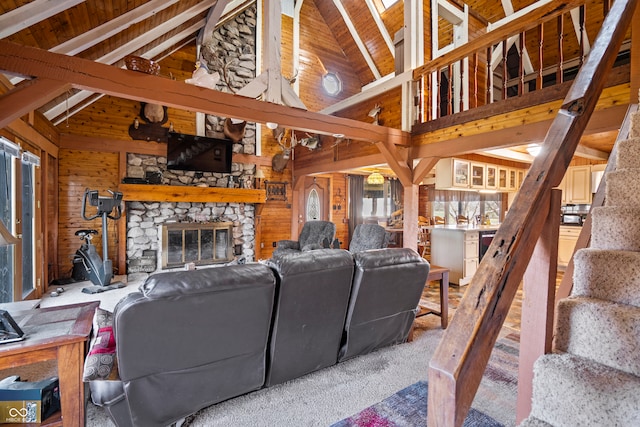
[265,181,288,202]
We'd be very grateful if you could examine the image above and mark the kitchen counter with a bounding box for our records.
[429,224,499,285]
[426,224,501,232]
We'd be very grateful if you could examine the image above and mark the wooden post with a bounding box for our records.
[516,189,561,423]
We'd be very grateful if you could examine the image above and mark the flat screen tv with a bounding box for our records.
[166,132,233,173]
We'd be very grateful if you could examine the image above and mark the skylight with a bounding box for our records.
[381,0,400,9]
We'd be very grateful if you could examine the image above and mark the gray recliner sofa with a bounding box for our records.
[89,264,276,427]
[338,248,430,362]
[263,249,354,386]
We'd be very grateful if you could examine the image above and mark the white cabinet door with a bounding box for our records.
[558,166,591,204]
[558,226,581,267]
[568,166,591,203]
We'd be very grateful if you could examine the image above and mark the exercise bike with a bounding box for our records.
[72,189,123,287]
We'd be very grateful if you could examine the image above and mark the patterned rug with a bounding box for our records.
[330,381,503,427]
[331,332,520,427]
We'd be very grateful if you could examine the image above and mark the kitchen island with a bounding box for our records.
[427,224,500,285]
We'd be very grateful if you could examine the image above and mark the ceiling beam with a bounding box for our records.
[364,0,395,58]
[43,1,217,121]
[50,0,181,56]
[412,104,626,159]
[331,0,382,80]
[0,0,86,39]
[0,79,70,127]
[0,40,409,146]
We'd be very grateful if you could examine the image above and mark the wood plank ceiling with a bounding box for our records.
[0,0,625,158]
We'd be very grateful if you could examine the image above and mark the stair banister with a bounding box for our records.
[426,1,639,426]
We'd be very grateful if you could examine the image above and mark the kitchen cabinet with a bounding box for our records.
[436,158,471,189]
[436,158,526,192]
[558,226,581,267]
[470,163,485,189]
[508,169,518,191]
[498,168,509,191]
[486,165,498,189]
[558,165,591,204]
[430,227,483,285]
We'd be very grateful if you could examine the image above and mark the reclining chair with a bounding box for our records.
[348,223,388,253]
[338,248,430,362]
[272,220,336,256]
[89,264,276,427]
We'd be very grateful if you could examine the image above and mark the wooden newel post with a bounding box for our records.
[516,188,562,423]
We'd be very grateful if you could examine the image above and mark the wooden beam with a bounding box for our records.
[6,119,59,158]
[118,184,266,204]
[413,103,628,159]
[0,41,408,146]
[412,157,439,184]
[332,0,382,80]
[516,189,560,423]
[427,0,636,424]
[59,133,273,166]
[50,0,181,56]
[0,79,70,129]
[375,138,412,186]
[0,0,86,39]
[364,0,395,57]
[43,1,216,120]
[414,0,585,79]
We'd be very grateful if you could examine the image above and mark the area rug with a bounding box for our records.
[331,380,503,427]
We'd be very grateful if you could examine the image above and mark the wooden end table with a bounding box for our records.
[416,265,449,329]
[0,301,99,426]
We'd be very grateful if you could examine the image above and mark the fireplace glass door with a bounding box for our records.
[162,222,233,269]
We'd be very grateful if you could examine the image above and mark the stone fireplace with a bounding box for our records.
[126,200,255,274]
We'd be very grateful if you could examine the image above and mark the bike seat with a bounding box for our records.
[75,229,98,238]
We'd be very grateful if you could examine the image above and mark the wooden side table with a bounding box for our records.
[416,265,450,329]
[0,301,99,426]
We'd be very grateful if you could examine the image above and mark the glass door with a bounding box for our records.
[0,138,19,303]
[21,151,40,300]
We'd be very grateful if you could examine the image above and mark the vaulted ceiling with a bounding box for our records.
[0,0,630,163]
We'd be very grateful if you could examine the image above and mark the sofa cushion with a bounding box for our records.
[83,307,119,381]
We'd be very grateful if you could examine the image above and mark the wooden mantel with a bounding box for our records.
[118,184,266,204]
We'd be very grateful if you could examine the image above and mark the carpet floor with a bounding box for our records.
[31,277,519,426]
[331,381,503,427]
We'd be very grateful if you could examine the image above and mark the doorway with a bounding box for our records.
[299,177,330,228]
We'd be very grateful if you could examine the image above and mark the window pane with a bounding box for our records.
[0,152,14,303]
[21,162,36,298]
[306,189,320,221]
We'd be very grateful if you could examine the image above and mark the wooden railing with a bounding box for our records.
[425,0,638,426]
[413,0,626,123]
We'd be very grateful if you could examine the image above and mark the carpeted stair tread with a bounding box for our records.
[555,296,640,377]
[630,108,640,138]
[518,416,554,427]
[573,248,640,307]
[615,137,640,169]
[530,353,640,427]
[605,169,640,207]
[591,206,640,251]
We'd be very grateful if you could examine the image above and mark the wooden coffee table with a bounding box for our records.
[0,301,99,426]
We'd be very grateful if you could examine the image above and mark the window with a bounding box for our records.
[362,179,391,219]
[321,72,342,96]
[0,138,19,303]
[430,189,503,225]
[21,151,40,299]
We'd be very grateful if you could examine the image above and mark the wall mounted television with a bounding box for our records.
[166,132,233,173]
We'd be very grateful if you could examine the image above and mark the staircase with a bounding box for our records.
[520,106,640,426]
